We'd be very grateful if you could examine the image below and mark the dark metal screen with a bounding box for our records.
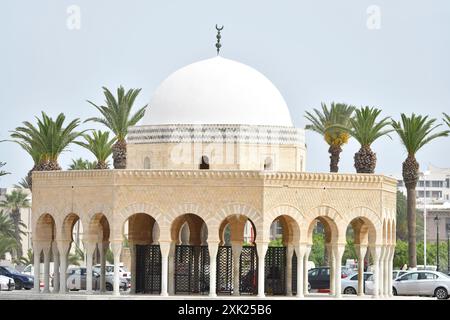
[264,246,286,295]
[239,246,258,295]
[135,244,161,294]
[217,246,233,294]
[174,245,210,294]
[292,250,297,295]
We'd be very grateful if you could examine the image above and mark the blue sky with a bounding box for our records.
[1,0,449,186]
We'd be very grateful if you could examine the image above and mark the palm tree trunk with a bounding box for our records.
[406,187,417,268]
[112,139,127,169]
[95,161,108,170]
[328,145,342,173]
[354,146,377,173]
[10,209,23,259]
[403,154,419,268]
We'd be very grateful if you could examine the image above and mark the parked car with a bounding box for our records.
[393,270,450,299]
[392,270,408,280]
[0,275,15,291]
[341,272,373,294]
[307,267,350,290]
[66,267,130,291]
[93,264,131,280]
[0,266,33,290]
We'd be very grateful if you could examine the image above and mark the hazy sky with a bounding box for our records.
[1,0,450,187]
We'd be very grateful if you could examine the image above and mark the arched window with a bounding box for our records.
[144,157,151,169]
[264,157,273,170]
[199,155,210,169]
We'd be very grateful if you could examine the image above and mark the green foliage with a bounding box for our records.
[443,113,450,128]
[68,245,85,266]
[310,233,325,266]
[0,210,17,239]
[11,112,84,164]
[393,239,449,270]
[391,113,450,155]
[0,237,18,259]
[85,86,147,141]
[305,102,355,146]
[68,158,97,170]
[14,177,31,190]
[0,189,31,212]
[106,248,114,264]
[0,162,10,177]
[346,106,393,147]
[268,237,283,247]
[75,130,116,166]
[18,248,33,265]
[396,191,408,241]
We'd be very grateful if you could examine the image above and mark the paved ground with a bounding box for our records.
[0,290,436,300]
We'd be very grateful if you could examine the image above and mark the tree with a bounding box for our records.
[14,177,31,190]
[0,190,30,259]
[18,248,33,266]
[392,114,450,268]
[0,237,18,260]
[68,158,96,170]
[305,102,355,172]
[444,113,450,128]
[0,210,16,240]
[10,112,84,189]
[345,107,392,173]
[396,191,408,241]
[76,130,115,169]
[68,245,85,266]
[85,86,147,169]
[0,162,10,177]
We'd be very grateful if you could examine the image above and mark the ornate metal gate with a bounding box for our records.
[174,245,210,294]
[239,246,258,295]
[135,244,162,294]
[216,246,233,294]
[292,250,297,295]
[265,246,286,295]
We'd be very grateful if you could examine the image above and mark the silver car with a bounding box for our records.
[393,270,450,299]
[66,267,130,291]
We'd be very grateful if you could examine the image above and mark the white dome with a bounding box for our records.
[141,57,293,127]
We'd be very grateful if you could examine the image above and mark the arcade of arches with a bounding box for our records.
[31,170,396,298]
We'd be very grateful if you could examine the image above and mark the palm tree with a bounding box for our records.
[0,162,9,177]
[0,237,19,260]
[344,107,393,173]
[14,177,31,190]
[0,190,30,259]
[10,112,83,188]
[76,130,116,169]
[85,86,147,169]
[68,245,85,266]
[0,210,16,239]
[444,113,450,127]
[68,158,97,170]
[18,248,33,266]
[305,102,355,172]
[392,114,450,268]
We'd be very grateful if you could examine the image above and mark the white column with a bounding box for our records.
[383,245,390,297]
[388,245,395,297]
[33,243,41,293]
[160,241,170,296]
[208,241,219,297]
[42,244,51,293]
[99,241,109,293]
[370,245,381,298]
[296,244,306,298]
[256,242,268,297]
[285,244,294,296]
[378,246,386,297]
[333,244,345,298]
[129,242,136,294]
[355,244,368,296]
[52,243,60,293]
[56,240,70,294]
[231,242,243,296]
[84,241,96,294]
[303,245,312,295]
[168,242,176,295]
[327,243,335,295]
[111,241,122,296]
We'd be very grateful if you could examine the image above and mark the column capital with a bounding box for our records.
[110,241,122,256]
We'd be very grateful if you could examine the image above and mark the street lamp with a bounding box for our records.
[434,215,440,271]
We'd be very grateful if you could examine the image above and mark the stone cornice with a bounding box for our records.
[32,169,397,186]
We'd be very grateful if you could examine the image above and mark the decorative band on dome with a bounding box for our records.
[127,124,305,145]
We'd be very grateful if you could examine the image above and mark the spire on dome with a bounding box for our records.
[215,24,224,55]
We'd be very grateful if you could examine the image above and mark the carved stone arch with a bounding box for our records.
[305,205,343,244]
[112,202,164,241]
[265,205,305,244]
[343,206,382,245]
[34,213,57,242]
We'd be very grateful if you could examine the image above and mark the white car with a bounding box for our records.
[393,270,450,299]
[0,275,15,291]
[93,264,131,280]
[341,272,373,295]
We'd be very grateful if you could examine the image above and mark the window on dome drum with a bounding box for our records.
[199,156,209,170]
[263,157,273,170]
[144,157,151,169]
